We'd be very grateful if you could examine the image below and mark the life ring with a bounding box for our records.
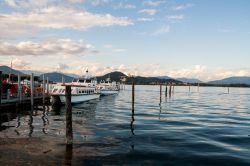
[88,84,91,87]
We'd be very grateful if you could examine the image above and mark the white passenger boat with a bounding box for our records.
[96,78,119,96]
[50,71,100,104]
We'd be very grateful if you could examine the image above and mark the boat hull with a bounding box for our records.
[52,93,100,104]
[100,90,119,96]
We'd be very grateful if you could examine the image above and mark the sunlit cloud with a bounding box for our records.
[143,0,166,7]
[152,25,170,36]
[0,39,93,56]
[137,17,154,22]
[174,3,193,10]
[0,6,133,36]
[114,3,136,9]
[167,15,185,21]
[138,9,157,15]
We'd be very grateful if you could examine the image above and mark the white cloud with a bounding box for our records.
[152,25,170,36]
[0,6,133,36]
[0,39,92,57]
[137,17,154,22]
[174,4,193,10]
[167,15,185,21]
[66,0,83,4]
[138,9,157,16]
[4,0,49,8]
[143,0,165,7]
[12,58,31,69]
[56,63,69,71]
[114,3,136,9]
[90,0,111,6]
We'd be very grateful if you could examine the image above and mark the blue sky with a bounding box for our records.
[0,0,249,81]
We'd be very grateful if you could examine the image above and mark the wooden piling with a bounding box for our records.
[65,85,73,144]
[42,75,45,104]
[46,77,49,94]
[30,73,34,107]
[197,83,200,92]
[18,74,22,103]
[172,85,175,94]
[0,71,2,104]
[160,84,162,104]
[165,84,168,97]
[132,81,135,111]
[189,85,191,93]
[228,87,229,94]
[169,83,172,96]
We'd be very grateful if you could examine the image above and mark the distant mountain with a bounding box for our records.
[0,65,24,75]
[96,71,127,82]
[177,77,203,84]
[157,76,172,80]
[64,73,80,78]
[208,77,250,85]
[40,72,74,83]
[21,70,44,76]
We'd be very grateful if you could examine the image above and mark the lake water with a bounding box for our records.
[0,85,250,165]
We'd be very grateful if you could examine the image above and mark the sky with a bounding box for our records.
[0,0,250,81]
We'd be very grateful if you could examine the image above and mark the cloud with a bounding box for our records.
[56,63,69,71]
[138,9,157,15]
[152,25,170,36]
[0,39,92,56]
[4,0,49,8]
[114,3,136,9]
[90,0,111,6]
[167,15,185,21]
[137,17,154,22]
[12,58,31,69]
[0,6,133,36]
[174,4,193,10]
[143,0,165,7]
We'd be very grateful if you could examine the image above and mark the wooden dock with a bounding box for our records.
[0,96,50,111]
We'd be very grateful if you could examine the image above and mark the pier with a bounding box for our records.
[0,71,50,110]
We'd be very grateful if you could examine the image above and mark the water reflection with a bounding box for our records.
[28,107,34,137]
[130,105,135,135]
[64,144,73,165]
[42,106,49,134]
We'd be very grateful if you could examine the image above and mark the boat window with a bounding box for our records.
[72,78,77,82]
[53,88,58,93]
[79,79,85,83]
[62,89,65,93]
[86,79,91,83]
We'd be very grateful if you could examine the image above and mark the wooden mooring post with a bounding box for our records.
[18,74,22,103]
[42,75,45,105]
[165,83,168,97]
[65,85,73,144]
[132,81,135,111]
[169,83,172,97]
[228,87,230,94]
[189,85,191,93]
[30,73,34,107]
[160,84,162,104]
[46,77,49,94]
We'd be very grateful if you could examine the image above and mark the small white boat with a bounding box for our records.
[97,78,119,96]
[50,70,100,104]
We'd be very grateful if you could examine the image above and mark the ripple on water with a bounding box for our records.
[0,85,250,165]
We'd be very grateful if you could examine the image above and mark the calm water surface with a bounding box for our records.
[0,85,250,165]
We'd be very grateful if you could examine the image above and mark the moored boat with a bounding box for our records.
[50,70,100,104]
[96,78,119,96]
